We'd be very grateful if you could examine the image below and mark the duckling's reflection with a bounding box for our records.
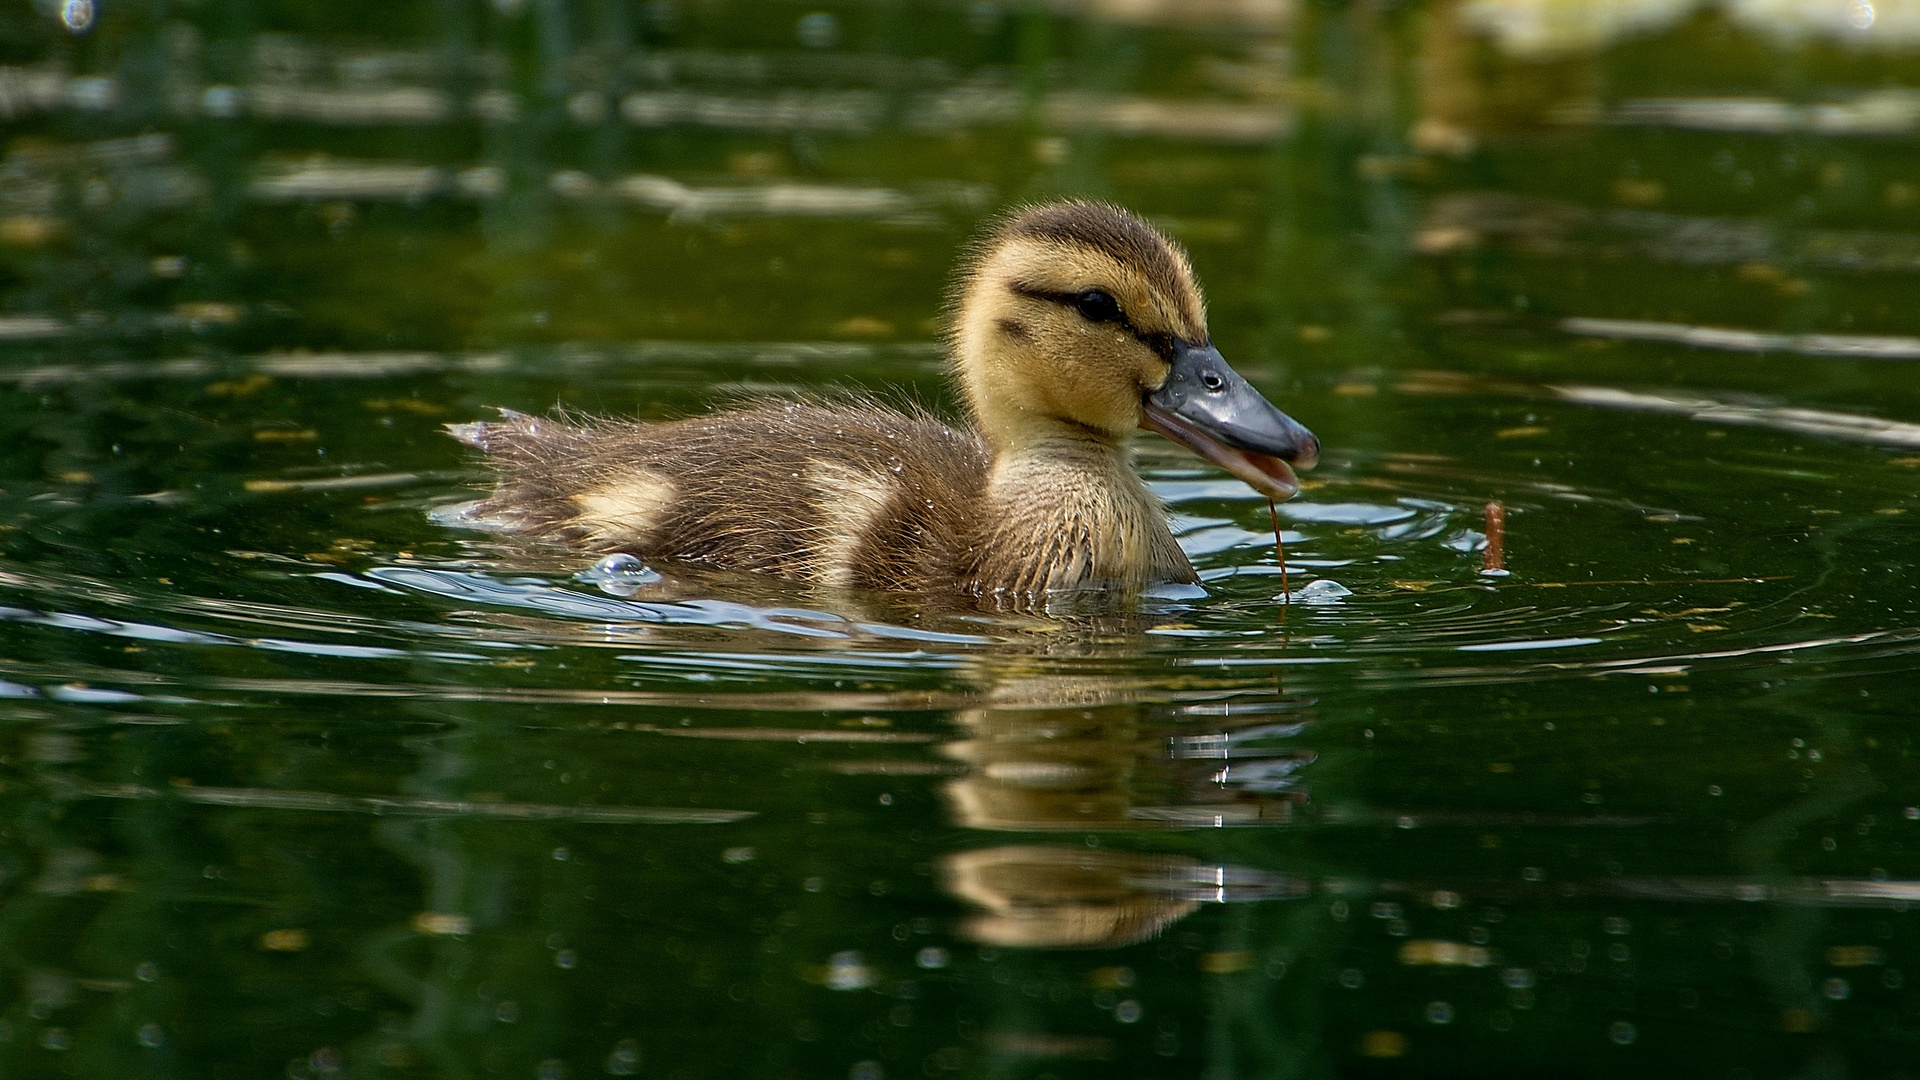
[935,668,1315,948]
[944,845,1305,949]
[940,669,1316,831]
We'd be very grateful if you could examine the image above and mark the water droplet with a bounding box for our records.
[60,0,93,33]
[915,947,949,969]
[605,1039,642,1076]
[1115,1000,1143,1023]
[1608,1021,1637,1045]
[1426,1001,1454,1024]
[137,1023,164,1048]
[826,950,875,991]
[797,12,840,48]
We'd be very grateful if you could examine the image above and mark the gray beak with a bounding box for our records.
[1141,342,1320,501]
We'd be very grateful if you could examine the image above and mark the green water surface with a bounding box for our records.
[2,1,1919,1077]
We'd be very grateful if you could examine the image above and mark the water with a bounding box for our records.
[2,1,1920,1076]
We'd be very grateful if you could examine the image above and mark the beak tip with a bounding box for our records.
[1295,435,1321,471]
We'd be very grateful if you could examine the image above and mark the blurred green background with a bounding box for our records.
[2,1,1920,1077]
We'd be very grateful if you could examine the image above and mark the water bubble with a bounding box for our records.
[915,947,949,970]
[137,1023,164,1048]
[40,1028,70,1051]
[1426,1001,1454,1024]
[551,846,570,862]
[537,1060,567,1080]
[1115,1000,1142,1023]
[1284,579,1352,605]
[555,949,578,969]
[1502,968,1535,989]
[805,876,826,893]
[723,846,757,864]
[850,1061,883,1080]
[1604,917,1631,935]
[1338,968,1365,989]
[1824,977,1851,1000]
[1608,1021,1637,1045]
[135,962,159,982]
[578,554,660,597]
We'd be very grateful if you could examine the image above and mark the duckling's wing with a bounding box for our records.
[448,402,992,590]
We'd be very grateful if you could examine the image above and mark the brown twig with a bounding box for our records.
[1483,501,1506,574]
[1269,498,1289,608]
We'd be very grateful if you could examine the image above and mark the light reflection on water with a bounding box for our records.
[2,0,1920,1075]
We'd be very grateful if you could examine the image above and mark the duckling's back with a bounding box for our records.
[450,401,991,592]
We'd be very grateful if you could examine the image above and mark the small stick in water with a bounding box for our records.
[1483,501,1506,574]
[1269,498,1289,607]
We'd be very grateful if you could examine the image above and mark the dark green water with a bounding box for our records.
[3,1,1920,1077]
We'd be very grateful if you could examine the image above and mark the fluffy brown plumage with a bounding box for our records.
[449,200,1316,600]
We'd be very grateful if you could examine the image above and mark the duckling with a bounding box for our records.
[447,200,1318,599]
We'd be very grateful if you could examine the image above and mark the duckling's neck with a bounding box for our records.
[974,426,1194,594]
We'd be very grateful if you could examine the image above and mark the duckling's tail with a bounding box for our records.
[444,407,533,452]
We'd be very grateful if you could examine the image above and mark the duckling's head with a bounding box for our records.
[949,200,1318,499]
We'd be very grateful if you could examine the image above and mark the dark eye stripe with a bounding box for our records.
[1009,284,1179,360]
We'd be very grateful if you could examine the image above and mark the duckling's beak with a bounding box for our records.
[1142,342,1320,501]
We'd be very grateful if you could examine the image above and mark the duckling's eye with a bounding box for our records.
[1072,289,1122,324]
